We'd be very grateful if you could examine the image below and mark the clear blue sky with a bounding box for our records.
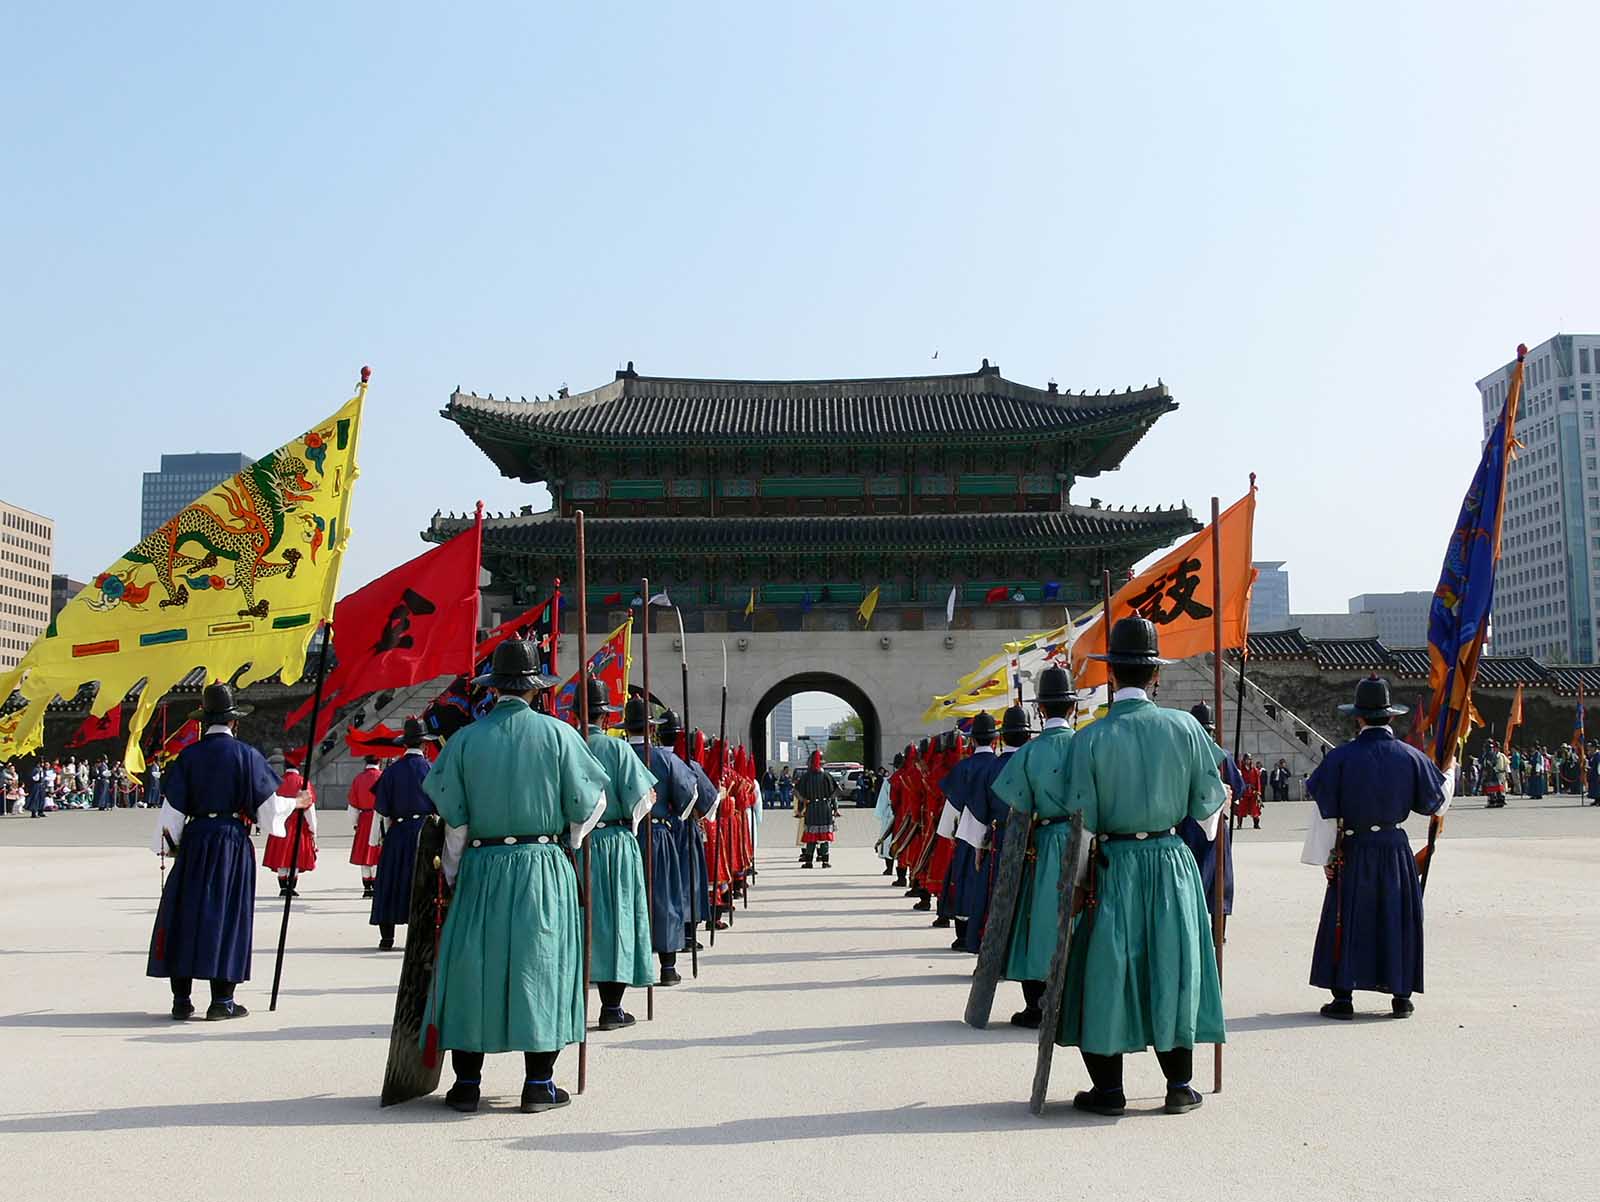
[6,3,1597,629]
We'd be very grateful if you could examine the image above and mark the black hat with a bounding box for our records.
[402,717,427,748]
[584,675,616,718]
[918,737,930,755]
[1088,616,1171,666]
[1000,705,1032,742]
[1190,701,1214,731]
[970,712,997,744]
[1338,675,1408,719]
[363,754,380,766]
[657,708,682,743]
[622,696,660,735]
[892,752,905,769]
[192,682,251,722]
[471,639,555,692]
[1036,666,1082,704]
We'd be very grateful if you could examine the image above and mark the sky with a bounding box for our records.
[6,1,1599,647]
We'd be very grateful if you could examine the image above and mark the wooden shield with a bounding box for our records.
[1030,812,1087,1115]
[963,807,1033,1029]
[379,816,447,1108]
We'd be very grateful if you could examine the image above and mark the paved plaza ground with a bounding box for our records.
[2,799,1595,1201]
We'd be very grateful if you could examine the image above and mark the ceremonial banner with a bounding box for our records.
[1071,486,1257,691]
[0,373,367,771]
[417,595,555,741]
[857,586,881,628]
[284,508,482,742]
[1424,346,1522,770]
[550,619,632,724]
[1504,684,1524,750]
[67,706,122,749]
[346,722,406,759]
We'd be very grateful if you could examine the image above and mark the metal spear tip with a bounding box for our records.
[360,365,372,382]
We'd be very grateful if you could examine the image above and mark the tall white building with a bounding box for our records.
[0,499,54,672]
[1348,591,1433,647]
[1477,334,1600,662]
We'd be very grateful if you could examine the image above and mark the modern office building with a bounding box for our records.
[1477,334,1600,661]
[768,697,794,766]
[1347,591,1433,647]
[50,574,85,619]
[0,499,54,671]
[140,452,254,537]
[1250,561,1290,629]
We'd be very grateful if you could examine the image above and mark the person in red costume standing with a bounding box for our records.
[262,765,317,897]
[346,754,382,898]
[1234,754,1264,830]
[796,749,839,867]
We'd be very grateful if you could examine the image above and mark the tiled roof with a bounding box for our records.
[1246,629,1312,659]
[1242,635,1590,693]
[428,505,1199,559]
[1311,639,1391,671]
[445,362,1175,473]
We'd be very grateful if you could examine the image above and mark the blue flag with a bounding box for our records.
[1425,345,1524,767]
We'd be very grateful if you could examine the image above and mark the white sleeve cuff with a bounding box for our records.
[955,809,990,850]
[258,792,297,839]
[1437,769,1455,815]
[369,816,385,848]
[631,787,656,834]
[678,793,697,821]
[569,789,606,848]
[1300,813,1338,866]
[936,801,960,839]
[1198,808,1222,842]
[441,823,469,885]
[152,801,185,855]
[305,805,319,835]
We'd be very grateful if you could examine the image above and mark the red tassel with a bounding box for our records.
[154,929,166,960]
[422,1023,440,1069]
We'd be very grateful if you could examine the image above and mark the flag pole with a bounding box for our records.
[269,622,333,1011]
[641,575,655,1022]
[574,511,592,1094]
[1208,495,1228,1094]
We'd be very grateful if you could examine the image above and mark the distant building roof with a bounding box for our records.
[1244,629,1589,694]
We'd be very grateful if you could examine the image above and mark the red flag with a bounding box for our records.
[345,722,405,759]
[155,719,201,765]
[68,707,123,748]
[285,510,483,740]
[550,619,631,725]
[984,585,1009,604]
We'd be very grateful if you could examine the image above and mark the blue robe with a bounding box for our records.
[937,751,1006,934]
[633,743,696,954]
[369,753,436,928]
[1179,747,1243,916]
[677,758,719,924]
[1307,727,1445,997]
[146,734,281,983]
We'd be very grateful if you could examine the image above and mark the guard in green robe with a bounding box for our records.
[421,640,610,1116]
[579,676,658,1030]
[1058,617,1227,1117]
[993,669,1080,1029]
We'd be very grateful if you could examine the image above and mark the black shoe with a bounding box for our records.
[171,998,195,1021]
[444,1081,480,1113]
[1009,1008,1042,1029]
[521,1080,571,1114]
[820,860,832,868]
[882,865,893,876]
[598,1008,637,1032]
[362,885,374,898]
[1320,999,1354,1020]
[659,967,682,987]
[950,939,965,951]
[205,1000,249,1021]
[902,888,919,897]
[278,884,291,897]
[1163,1085,1204,1114]
[1073,1088,1127,1117]
[912,898,931,912]
[801,861,814,869]
[1391,997,1415,1019]
[378,938,394,951]
[894,873,907,887]
[931,917,951,928]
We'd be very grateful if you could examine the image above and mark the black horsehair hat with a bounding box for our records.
[622,696,662,734]
[584,675,617,718]
[970,712,997,744]
[657,708,683,741]
[1036,665,1083,704]
[1338,675,1409,719]
[192,682,251,723]
[1088,616,1172,666]
[472,638,556,692]
[1190,701,1214,731]
[1000,705,1032,739]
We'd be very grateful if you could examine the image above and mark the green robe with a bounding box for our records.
[421,697,609,1054]
[1057,696,1227,1055]
[584,727,657,988]
[992,723,1075,983]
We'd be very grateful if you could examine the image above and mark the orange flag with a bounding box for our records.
[1504,684,1524,750]
[1071,485,1257,690]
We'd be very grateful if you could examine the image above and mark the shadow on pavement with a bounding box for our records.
[682,973,974,995]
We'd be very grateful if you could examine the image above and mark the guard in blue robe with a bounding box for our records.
[671,725,719,931]
[625,700,697,986]
[955,707,1031,955]
[937,713,1007,951]
[1178,702,1241,918]
[146,685,296,1020]
[1305,676,1447,1020]
[370,718,436,950]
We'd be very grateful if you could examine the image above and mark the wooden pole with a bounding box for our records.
[575,511,591,1094]
[1209,496,1228,1094]
[269,623,334,1011]
[641,576,655,1022]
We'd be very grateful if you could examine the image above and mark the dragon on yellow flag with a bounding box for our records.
[0,370,367,770]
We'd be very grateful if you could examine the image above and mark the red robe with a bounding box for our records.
[263,808,318,872]
[1237,763,1263,819]
[347,765,381,868]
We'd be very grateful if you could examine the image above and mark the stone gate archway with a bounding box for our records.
[748,671,882,771]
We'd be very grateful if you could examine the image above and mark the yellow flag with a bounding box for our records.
[744,587,756,619]
[0,373,367,771]
[857,586,881,628]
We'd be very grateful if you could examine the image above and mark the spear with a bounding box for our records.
[575,509,592,1095]
[674,606,702,974]
[1208,496,1230,1095]
[720,640,736,920]
[640,576,655,1022]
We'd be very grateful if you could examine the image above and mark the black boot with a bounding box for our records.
[205,998,249,1021]
[1073,1088,1127,1117]
[1320,997,1355,1020]
[521,1078,571,1114]
[444,1078,480,1113]
[1391,996,1415,1019]
[1163,1085,1204,1114]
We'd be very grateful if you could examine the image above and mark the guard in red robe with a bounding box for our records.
[922,732,964,929]
[262,767,317,896]
[1234,755,1264,829]
[347,755,382,898]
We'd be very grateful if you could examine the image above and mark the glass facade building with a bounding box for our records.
[140,453,254,538]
